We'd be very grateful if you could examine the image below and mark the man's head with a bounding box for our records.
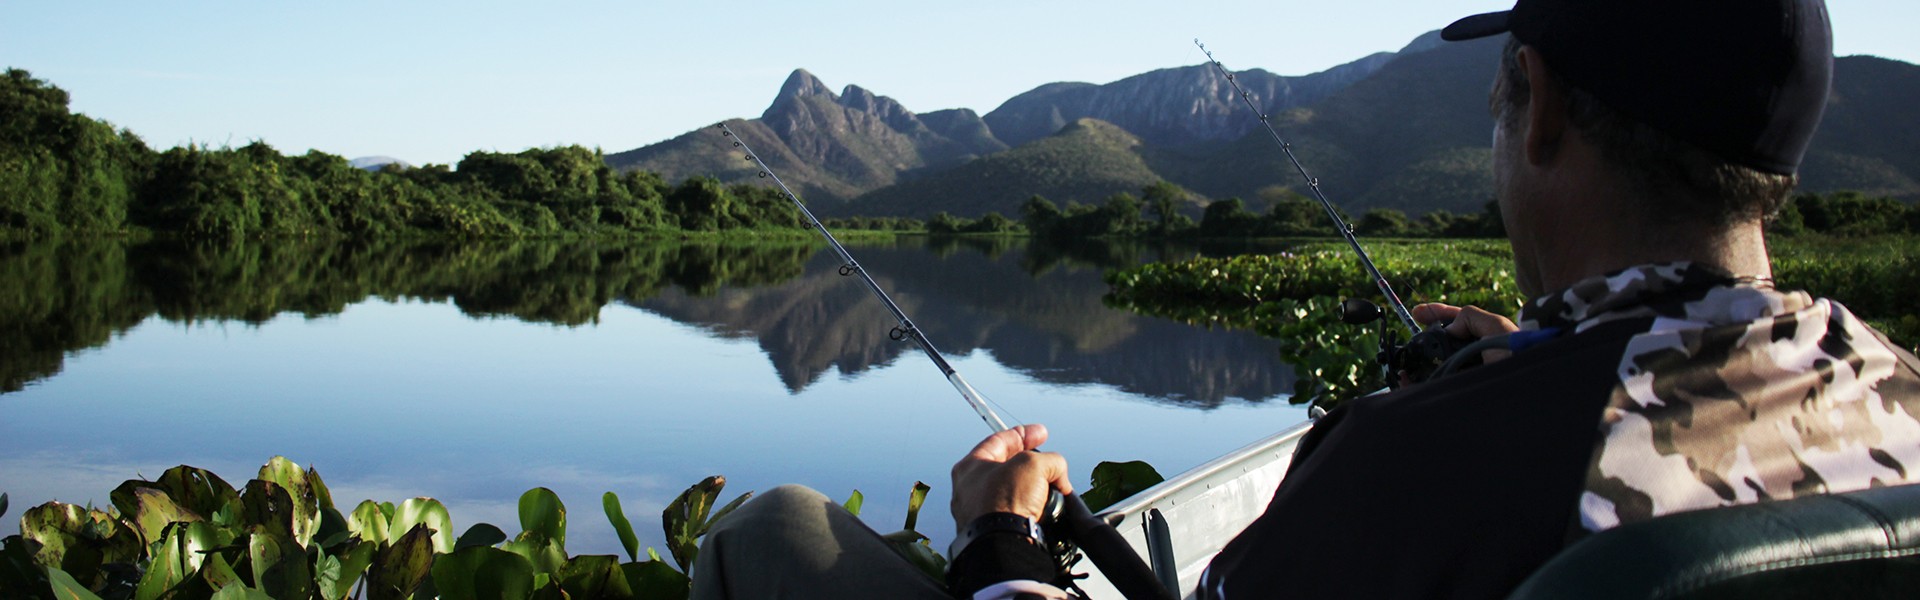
[1443,0,1833,294]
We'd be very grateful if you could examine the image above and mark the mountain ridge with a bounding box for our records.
[607,34,1920,219]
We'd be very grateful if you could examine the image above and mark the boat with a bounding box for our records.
[1073,418,1920,599]
[1080,420,1314,599]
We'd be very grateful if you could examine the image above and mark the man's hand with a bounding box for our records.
[1413,302,1520,364]
[950,424,1072,530]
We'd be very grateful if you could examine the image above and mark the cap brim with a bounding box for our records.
[1441,11,1512,41]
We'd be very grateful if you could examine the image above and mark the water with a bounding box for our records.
[0,236,1308,556]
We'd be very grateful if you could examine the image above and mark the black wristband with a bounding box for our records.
[950,512,1044,559]
[945,528,1058,598]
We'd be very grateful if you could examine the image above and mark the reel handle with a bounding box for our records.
[1043,491,1178,600]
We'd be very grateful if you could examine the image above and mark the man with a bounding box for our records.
[694,0,1920,597]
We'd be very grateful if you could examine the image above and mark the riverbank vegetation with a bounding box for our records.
[0,457,941,599]
[1,69,915,241]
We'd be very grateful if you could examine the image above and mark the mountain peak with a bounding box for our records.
[776,69,835,101]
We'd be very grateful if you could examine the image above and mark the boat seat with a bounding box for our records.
[1506,484,1920,599]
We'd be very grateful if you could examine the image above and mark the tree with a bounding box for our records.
[1357,208,1412,238]
[1142,181,1186,235]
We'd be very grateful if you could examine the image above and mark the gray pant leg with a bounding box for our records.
[692,484,950,600]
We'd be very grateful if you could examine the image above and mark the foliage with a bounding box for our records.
[0,459,930,600]
[1079,462,1166,513]
[1768,191,1919,237]
[0,69,823,240]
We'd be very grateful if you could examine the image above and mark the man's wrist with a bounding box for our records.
[945,513,1057,598]
[950,512,1045,560]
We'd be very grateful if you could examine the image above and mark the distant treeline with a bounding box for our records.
[1005,181,1919,241]
[0,68,831,239]
[1011,181,1507,240]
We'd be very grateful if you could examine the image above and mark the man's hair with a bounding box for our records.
[1493,37,1797,225]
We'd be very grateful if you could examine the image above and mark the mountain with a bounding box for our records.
[1800,56,1920,199]
[841,118,1172,218]
[1162,34,1508,216]
[982,51,1396,149]
[606,33,1920,220]
[605,69,1005,207]
[348,156,412,171]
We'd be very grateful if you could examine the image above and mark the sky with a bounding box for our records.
[4,1,1915,167]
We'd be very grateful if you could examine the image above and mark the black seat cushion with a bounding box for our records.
[1507,484,1920,599]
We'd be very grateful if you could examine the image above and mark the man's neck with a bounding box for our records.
[1519,141,1774,294]
[1536,221,1772,293]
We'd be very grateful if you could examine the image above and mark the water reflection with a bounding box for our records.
[3,237,1294,406]
[0,235,1309,555]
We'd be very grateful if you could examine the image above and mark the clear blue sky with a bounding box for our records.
[5,1,1914,167]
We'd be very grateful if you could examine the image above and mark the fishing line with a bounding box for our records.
[1194,39,1420,336]
[716,122,1019,434]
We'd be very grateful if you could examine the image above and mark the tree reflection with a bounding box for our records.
[2,237,1296,407]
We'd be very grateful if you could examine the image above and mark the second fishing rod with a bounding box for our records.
[1195,39,1472,387]
[716,123,1176,600]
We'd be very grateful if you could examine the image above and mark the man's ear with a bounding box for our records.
[1518,45,1568,166]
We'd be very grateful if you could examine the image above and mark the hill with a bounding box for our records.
[839,118,1175,218]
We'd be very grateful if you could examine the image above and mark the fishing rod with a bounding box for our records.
[716,123,1175,600]
[1194,39,1419,337]
[1194,40,1470,386]
[716,122,1008,432]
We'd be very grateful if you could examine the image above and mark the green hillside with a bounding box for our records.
[837,119,1172,218]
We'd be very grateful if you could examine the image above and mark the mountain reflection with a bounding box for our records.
[2,237,1293,406]
[633,239,1294,406]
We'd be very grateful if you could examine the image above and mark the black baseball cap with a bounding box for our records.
[1441,0,1833,176]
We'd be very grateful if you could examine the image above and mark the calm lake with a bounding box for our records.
[0,236,1309,555]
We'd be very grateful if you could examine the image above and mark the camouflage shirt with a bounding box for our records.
[1517,262,1920,532]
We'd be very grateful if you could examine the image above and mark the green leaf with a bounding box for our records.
[904,482,931,532]
[318,540,375,600]
[560,554,632,599]
[20,502,141,586]
[153,466,241,522]
[1,493,8,519]
[249,531,312,599]
[603,492,641,563]
[134,522,214,600]
[47,566,106,600]
[500,537,567,579]
[455,523,507,551]
[315,506,351,550]
[1080,460,1166,513]
[389,498,454,555]
[238,479,296,541]
[255,457,320,545]
[306,467,337,512]
[348,500,391,546]
[842,490,864,517]
[367,524,434,600]
[199,551,244,591]
[109,483,201,548]
[661,476,724,573]
[516,488,567,549]
[431,545,536,600]
[882,534,949,582]
[620,560,690,600]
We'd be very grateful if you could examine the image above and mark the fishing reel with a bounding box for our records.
[1339,298,1475,388]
